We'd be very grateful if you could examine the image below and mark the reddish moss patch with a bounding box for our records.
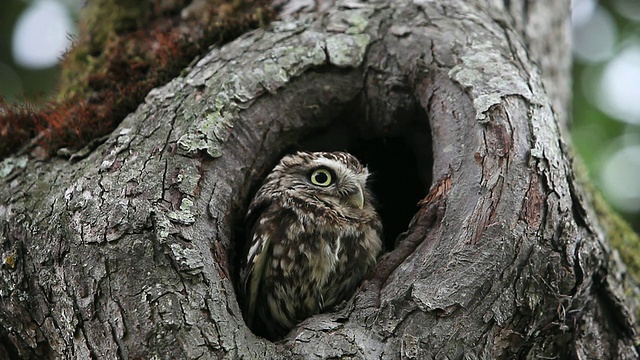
[0,0,274,159]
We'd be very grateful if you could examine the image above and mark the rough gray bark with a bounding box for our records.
[1,0,638,359]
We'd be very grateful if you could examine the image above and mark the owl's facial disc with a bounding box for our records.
[344,184,364,209]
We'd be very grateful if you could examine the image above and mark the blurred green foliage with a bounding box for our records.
[572,0,640,231]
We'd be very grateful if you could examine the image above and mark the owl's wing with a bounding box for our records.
[242,225,271,326]
[242,196,273,325]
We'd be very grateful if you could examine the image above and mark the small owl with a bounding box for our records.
[240,151,383,339]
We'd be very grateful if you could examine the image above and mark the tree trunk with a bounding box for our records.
[1,0,638,359]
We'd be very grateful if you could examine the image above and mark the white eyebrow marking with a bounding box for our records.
[313,158,349,174]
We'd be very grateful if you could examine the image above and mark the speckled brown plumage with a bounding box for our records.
[240,151,383,339]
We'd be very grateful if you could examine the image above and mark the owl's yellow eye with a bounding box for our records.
[310,168,333,187]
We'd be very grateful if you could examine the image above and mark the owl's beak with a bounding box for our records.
[345,185,365,209]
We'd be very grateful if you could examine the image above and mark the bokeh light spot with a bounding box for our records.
[597,45,640,124]
[572,5,616,63]
[601,141,640,212]
[11,0,75,69]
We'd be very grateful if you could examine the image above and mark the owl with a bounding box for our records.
[240,151,383,339]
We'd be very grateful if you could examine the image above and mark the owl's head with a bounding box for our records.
[261,151,374,213]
